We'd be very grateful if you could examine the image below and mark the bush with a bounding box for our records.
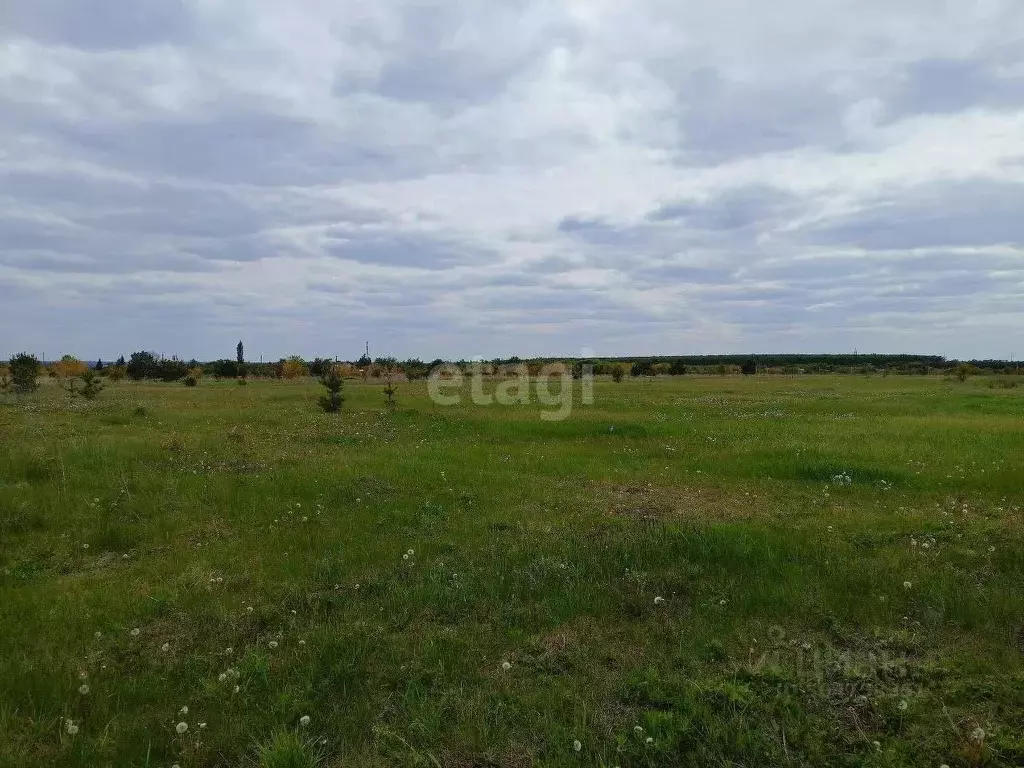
[8,353,41,394]
[741,358,757,375]
[158,358,188,382]
[669,359,688,375]
[611,367,624,383]
[106,365,127,382]
[318,367,345,412]
[184,376,198,387]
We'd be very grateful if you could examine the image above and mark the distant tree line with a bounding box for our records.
[5,350,1022,387]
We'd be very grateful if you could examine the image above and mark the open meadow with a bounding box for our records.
[2,374,1023,767]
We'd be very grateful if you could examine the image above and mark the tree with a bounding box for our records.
[95,359,105,371]
[127,351,158,380]
[669,359,687,375]
[281,356,308,379]
[72,370,104,400]
[54,355,89,381]
[318,366,345,412]
[357,353,372,368]
[741,358,758,375]
[116,355,126,367]
[383,375,398,408]
[631,359,655,377]
[236,340,247,379]
[8,353,41,394]
[611,366,625,383]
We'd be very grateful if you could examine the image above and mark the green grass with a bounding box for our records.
[1,375,1023,767]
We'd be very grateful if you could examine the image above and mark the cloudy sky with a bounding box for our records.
[2,0,1023,362]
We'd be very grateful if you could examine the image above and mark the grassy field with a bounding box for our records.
[1,375,1022,767]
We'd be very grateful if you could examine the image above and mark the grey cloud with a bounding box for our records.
[648,185,798,231]
[4,0,190,50]
[886,50,1024,119]
[803,180,1024,249]
[667,68,853,163]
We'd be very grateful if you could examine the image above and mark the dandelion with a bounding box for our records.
[299,715,311,727]
[94,631,102,639]
[78,684,90,695]
[225,647,233,654]
[65,720,79,735]
[180,706,188,715]
[634,725,644,733]
[897,699,908,711]
[299,639,306,646]
[572,739,582,752]
[246,606,253,613]
[903,581,912,589]
[269,640,279,649]
[872,740,881,750]
[407,549,414,555]
[175,722,188,734]
[971,726,985,742]
[199,722,206,729]
[645,737,654,744]
[653,596,665,605]
[161,643,170,652]
[403,554,409,560]
[719,599,727,606]
[218,673,227,682]
[233,685,240,694]
[78,670,88,679]
[501,661,512,671]
[130,627,140,636]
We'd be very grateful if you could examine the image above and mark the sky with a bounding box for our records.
[2,0,1023,363]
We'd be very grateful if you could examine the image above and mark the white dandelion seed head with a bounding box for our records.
[233,685,240,693]
[299,639,306,645]
[501,661,512,671]
[299,715,311,726]
[971,726,985,742]
[175,722,188,734]
[268,641,278,649]
[179,706,188,715]
[130,628,140,636]
[897,700,908,711]
[65,720,79,735]
[407,549,414,555]
[199,722,206,729]
[225,647,233,654]
[645,737,654,744]
[572,740,582,752]
[94,631,102,639]
[634,726,644,733]
[78,670,88,679]
[218,673,227,682]
[903,581,912,589]
[654,596,665,605]
[403,554,409,560]
[78,684,90,695]
[161,643,170,652]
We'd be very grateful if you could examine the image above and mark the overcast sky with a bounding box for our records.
[2,1,1023,362]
